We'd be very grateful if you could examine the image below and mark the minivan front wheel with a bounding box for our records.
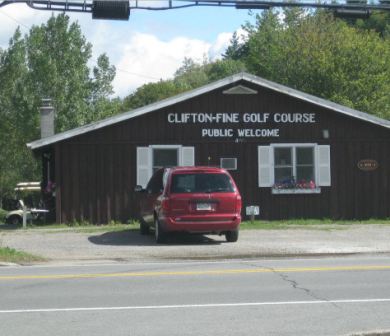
[225,230,239,242]
[155,218,166,244]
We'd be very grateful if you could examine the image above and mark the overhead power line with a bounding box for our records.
[0,8,30,28]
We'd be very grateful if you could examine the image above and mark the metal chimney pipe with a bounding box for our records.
[40,98,55,138]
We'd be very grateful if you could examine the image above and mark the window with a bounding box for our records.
[296,147,315,181]
[258,144,331,193]
[136,146,195,188]
[274,147,293,183]
[171,173,234,193]
[220,158,237,170]
[274,146,315,187]
[153,148,178,173]
[273,145,316,191]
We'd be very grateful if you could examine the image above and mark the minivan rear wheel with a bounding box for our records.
[225,230,239,242]
[139,219,149,235]
[155,218,166,244]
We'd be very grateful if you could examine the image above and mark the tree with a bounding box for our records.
[0,29,39,206]
[121,58,246,111]
[223,32,247,60]
[0,15,118,207]
[88,53,120,122]
[25,13,118,131]
[26,14,93,132]
[354,11,390,37]
[243,10,284,80]
[206,59,246,81]
[240,10,390,120]
[91,54,116,99]
[173,57,210,91]
[122,80,180,111]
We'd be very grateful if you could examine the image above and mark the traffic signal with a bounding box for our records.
[92,0,130,20]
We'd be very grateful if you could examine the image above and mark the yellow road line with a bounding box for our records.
[1,265,390,281]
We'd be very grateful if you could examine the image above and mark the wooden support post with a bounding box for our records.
[22,205,27,229]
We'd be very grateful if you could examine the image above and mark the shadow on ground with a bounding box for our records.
[0,223,22,230]
[0,222,56,230]
[88,230,223,246]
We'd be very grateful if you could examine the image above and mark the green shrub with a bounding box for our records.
[0,208,8,224]
[126,218,139,225]
[66,219,93,227]
[107,220,123,226]
[0,246,45,263]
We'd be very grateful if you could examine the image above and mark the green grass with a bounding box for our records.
[1,218,390,233]
[72,223,138,234]
[0,247,45,264]
[0,219,140,233]
[240,218,390,230]
[26,222,138,234]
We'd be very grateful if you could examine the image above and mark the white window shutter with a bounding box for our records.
[258,146,273,187]
[181,147,195,166]
[317,145,331,186]
[137,147,152,188]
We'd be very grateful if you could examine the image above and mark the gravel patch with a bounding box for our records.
[1,225,390,264]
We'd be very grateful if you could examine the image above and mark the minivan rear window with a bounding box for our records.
[171,173,234,193]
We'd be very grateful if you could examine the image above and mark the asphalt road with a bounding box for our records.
[1,255,390,336]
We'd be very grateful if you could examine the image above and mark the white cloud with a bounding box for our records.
[111,30,241,97]
[236,27,249,43]
[0,4,97,48]
[0,4,238,98]
[0,4,49,47]
[112,32,212,96]
[209,32,232,60]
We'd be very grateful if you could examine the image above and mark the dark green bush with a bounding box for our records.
[0,208,8,223]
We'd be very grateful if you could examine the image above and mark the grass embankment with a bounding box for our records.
[0,247,45,264]
[240,218,390,230]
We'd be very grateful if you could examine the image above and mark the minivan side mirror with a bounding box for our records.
[134,185,144,192]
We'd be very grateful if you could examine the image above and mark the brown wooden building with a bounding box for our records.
[28,73,390,223]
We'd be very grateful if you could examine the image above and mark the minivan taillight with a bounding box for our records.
[236,195,242,214]
[161,197,170,213]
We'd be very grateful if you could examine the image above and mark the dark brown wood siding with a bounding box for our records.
[52,80,390,223]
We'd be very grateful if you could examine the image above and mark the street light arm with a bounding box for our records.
[0,0,390,18]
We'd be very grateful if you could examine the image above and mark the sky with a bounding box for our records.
[0,1,254,97]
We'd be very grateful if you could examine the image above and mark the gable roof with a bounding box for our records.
[27,72,390,150]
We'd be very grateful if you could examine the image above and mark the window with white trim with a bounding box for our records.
[258,144,331,194]
[274,146,315,188]
[220,158,237,170]
[136,145,195,188]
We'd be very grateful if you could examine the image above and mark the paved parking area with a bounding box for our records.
[1,224,390,264]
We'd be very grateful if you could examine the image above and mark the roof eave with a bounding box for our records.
[242,73,390,129]
[27,72,247,150]
[27,72,390,150]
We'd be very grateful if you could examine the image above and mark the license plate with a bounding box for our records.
[196,203,212,211]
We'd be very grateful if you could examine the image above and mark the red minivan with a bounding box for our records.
[135,167,242,243]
